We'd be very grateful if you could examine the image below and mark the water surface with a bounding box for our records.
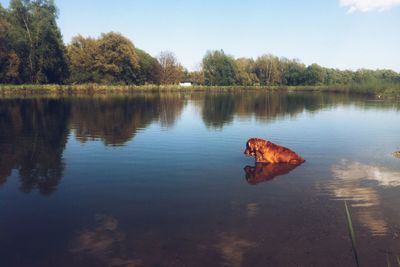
[0,91,400,267]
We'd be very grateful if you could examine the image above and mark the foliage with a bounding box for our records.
[305,64,326,85]
[68,32,140,84]
[236,58,259,86]
[157,51,184,85]
[0,0,400,90]
[67,35,99,83]
[96,32,139,84]
[0,4,21,83]
[285,59,306,86]
[197,50,400,90]
[4,0,69,84]
[186,70,205,85]
[202,50,238,86]
[135,48,161,85]
[254,54,281,85]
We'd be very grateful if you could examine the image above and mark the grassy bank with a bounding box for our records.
[0,84,263,95]
[1,83,399,97]
[285,81,400,97]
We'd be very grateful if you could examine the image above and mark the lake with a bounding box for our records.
[0,91,400,267]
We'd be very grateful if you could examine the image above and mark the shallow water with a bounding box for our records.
[0,91,399,267]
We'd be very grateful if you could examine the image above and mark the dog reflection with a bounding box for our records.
[244,163,301,185]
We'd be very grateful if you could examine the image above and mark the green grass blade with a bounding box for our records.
[388,253,392,267]
[345,200,360,267]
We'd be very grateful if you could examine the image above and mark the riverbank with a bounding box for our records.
[1,84,399,98]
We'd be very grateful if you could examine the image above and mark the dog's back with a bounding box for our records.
[245,138,305,164]
[264,141,305,164]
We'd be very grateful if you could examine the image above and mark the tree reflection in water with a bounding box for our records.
[0,94,185,194]
[70,94,185,146]
[199,91,367,128]
[0,91,391,195]
[0,98,70,195]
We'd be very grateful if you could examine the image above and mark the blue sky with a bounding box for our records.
[2,0,400,71]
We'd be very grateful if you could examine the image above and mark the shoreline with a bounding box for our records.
[0,84,399,98]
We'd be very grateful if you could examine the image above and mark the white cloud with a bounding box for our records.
[340,0,400,13]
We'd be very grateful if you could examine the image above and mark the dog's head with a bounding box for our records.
[244,138,258,157]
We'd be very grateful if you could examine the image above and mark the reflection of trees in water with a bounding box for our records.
[201,92,325,128]
[158,95,185,127]
[0,95,185,193]
[202,94,236,128]
[71,94,184,146]
[0,92,395,194]
[199,91,383,128]
[0,99,70,195]
[236,92,317,119]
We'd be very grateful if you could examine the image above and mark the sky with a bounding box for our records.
[1,0,400,71]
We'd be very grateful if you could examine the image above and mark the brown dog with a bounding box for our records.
[244,138,305,164]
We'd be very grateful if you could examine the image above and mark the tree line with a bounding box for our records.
[201,50,400,87]
[0,0,184,85]
[1,0,400,86]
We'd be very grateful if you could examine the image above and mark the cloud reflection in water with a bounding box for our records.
[70,214,141,267]
[328,160,400,236]
[214,233,256,267]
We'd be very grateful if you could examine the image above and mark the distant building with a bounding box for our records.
[179,81,193,87]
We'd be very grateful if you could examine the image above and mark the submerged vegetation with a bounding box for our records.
[1,0,400,96]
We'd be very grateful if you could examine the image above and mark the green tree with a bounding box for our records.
[8,0,68,83]
[68,32,140,84]
[285,60,306,86]
[273,57,290,85]
[236,57,258,86]
[0,4,21,83]
[9,0,34,82]
[32,0,69,83]
[339,70,354,84]
[304,63,326,85]
[135,48,161,85]
[254,54,281,85]
[96,32,139,84]
[202,50,238,86]
[186,70,205,85]
[67,35,99,83]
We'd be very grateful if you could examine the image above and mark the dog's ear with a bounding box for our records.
[246,140,252,149]
[246,140,251,148]
[252,141,259,151]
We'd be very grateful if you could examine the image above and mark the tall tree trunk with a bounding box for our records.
[21,16,35,83]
